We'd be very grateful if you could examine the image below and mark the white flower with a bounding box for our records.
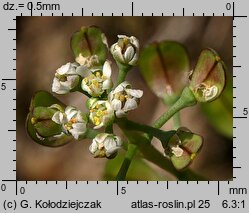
[52,62,82,94]
[110,35,139,66]
[88,99,114,129]
[108,81,143,118]
[81,60,113,97]
[52,106,87,140]
[89,133,122,158]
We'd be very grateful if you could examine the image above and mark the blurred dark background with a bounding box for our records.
[17,17,232,180]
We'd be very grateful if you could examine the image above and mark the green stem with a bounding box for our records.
[119,129,206,180]
[116,63,132,86]
[139,142,206,180]
[85,128,99,139]
[162,97,181,130]
[153,87,197,129]
[117,118,175,142]
[172,112,181,129]
[116,143,138,181]
[105,124,113,134]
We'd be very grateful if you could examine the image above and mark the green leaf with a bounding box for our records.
[189,48,226,102]
[26,91,72,147]
[139,41,189,99]
[71,26,108,65]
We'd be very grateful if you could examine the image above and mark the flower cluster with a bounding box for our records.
[50,31,143,158]
[27,26,227,178]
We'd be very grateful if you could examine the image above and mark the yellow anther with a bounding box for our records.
[93,117,101,125]
[119,94,126,101]
[190,153,196,160]
[215,56,221,62]
[95,72,101,77]
[70,118,77,123]
[114,93,120,99]
[31,117,37,124]
[96,111,103,116]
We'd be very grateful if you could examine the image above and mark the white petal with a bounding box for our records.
[111,99,122,111]
[126,88,143,98]
[130,36,139,49]
[103,61,112,78]
[120,81,131,89]
[124,46,135,63]
[95,133,109,143]
[52,79,70,94]
[76,65,89,77]
[76,111,84,122]
[113,84,125,94]
[112,47,125,63]
[108,91,114,102]
[52,112,63,124]
[59,112,68,123]
[102,79,113,90]
[72,123,86,131]
[52,78,61,93]
[115,110,127,118]
[81,82,92,95]
[117,35,127,39]
[56,63,71,75]
[129,52,139,66]
[66,75,79,88]
[89,140,98,154]
[65,106,76,115]
[123,98,138,112]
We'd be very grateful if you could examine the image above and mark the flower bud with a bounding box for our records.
[71,26,108,65]
[164,127,203,170]
[139,41,189,100]
[108,81,143,118]
[52,62,82,94]
[111,35,139,66]
[88,99,114,129]
[26,91,74,147]
[89,133,122,158]
[31,106,63,139]
[189,48,226,102]
[81,60,113,97]
[52,106,88,140]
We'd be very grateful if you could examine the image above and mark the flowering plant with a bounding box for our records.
[26,26,226,180]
